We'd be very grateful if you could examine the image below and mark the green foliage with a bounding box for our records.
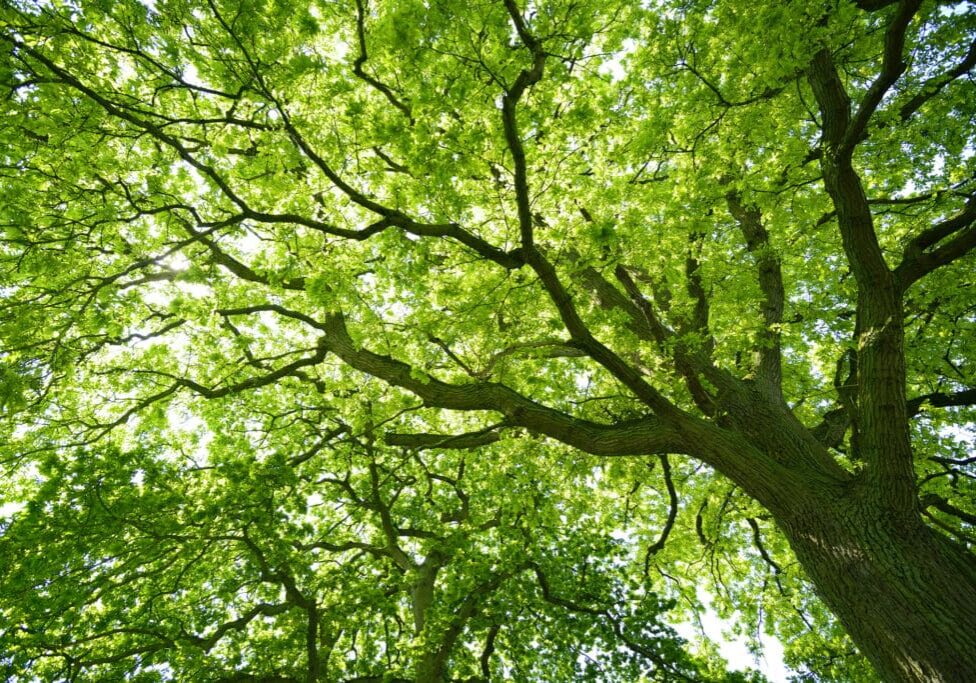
[1,0,974,680]
[0,435,707,681]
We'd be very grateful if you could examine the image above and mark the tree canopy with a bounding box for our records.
[0,0,974,681]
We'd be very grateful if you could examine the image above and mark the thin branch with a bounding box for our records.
[500,0,546,251]
[678,55,786,108]
[613,265,717,415]
[15,37,524,273]
[745,517,783,575]
[644,455,679,575]
[810,385,976,449]
[897,38,976,123]
[921,493,976,526]
[186,603,294,652]
[353,0,413,122]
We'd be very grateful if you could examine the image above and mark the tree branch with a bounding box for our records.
[480,623,501,680]
[897,38,976,123]
[921,493,976,527]
[384,423,507,450]
[844,0,922,152]
[352,0,413,122]
[612,265,718,415]
[808,42,916,500]
[644,455,679,575]
[186,603,294,652]
[854,0,899,10]
[14,37,524,274]
[318,312,687,456]
[500,0,546,252]
[907,387,976,416]
[895,197,976,291]
[746,517,783,575]
[726,192,784,398]
[810,386,975,450]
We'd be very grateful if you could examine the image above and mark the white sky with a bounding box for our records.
[675,599,790,681]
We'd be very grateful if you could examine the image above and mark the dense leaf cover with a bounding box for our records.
[0,0,974,680]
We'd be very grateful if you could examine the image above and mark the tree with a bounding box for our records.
[2,438,718,682]
[0,0,973,680]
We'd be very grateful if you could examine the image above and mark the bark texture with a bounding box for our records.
[780,491,976,682]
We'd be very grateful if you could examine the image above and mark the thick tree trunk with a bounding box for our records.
[778,493,976,682]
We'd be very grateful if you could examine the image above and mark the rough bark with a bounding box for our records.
[696,378,976,682]
[778,490,976,682]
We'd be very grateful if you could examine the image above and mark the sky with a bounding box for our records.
[675,601,791,682]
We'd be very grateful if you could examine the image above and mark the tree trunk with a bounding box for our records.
[706,381,976,681]
[778,491,976,682]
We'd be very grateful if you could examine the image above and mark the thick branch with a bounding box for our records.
[808,44,915,501]
[384,425,505,450]
[319,312,687,456]
[808,48,893,288]
[895,197,976,290]
[500,0,546,251]
[727,192,784,398]
[844,0,922,151]
[907,387,976,416]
